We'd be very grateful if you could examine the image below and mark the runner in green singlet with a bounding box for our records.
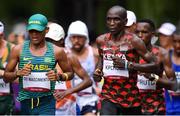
[3,14,73,115]
[0,21,15,115]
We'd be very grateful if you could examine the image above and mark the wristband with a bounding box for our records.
[63,73,69,81]
[125,60,128,69]
[151,74,159,82]
[57,71,63,81]
[127,62,133,70]
[154,74,159,82]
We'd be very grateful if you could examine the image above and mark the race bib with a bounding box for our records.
[0,78,10,93]
[137,75,156,90]
[23,72,50,92]
[103,60,129,78]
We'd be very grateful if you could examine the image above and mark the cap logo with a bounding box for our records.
[29,20,41,25]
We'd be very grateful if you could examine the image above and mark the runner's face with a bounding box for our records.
[159,34,172,47]
[106,9,126,35]
[173,34,180,55]
[70,35,86,52]
[136,22,153,45]
[29,29,46,45]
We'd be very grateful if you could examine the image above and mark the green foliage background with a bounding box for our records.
[0,0,179,39]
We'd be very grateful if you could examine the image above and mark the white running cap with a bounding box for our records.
[0,21,4,34]
[126,10,136,26]
[45,23,65,41]
[158,22,176,36]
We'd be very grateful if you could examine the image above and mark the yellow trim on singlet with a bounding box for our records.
[31,97,40,109]
[31,98,34,109]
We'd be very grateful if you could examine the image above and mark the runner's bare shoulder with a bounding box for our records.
[96,33,107,45]
[131,34,143,43]
[67,53,79,67]
[52,44,66,58]
[131,34,147,51]
[11,44,23,56]
[158,46,169,61]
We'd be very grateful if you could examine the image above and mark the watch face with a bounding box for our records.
[150,74,159,82]
[128,62,133,70]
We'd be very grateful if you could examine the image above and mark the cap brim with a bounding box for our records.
[158,28,172,36]
[126,21,134,26]
[27,24,45,31]
[45,34,60,41]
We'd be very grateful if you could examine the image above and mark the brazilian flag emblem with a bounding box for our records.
[44,57,52,63]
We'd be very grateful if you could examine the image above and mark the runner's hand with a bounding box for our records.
[53,89,72,101]
[112,56,126,69]
[0,69,4,77]
[46,70,58,81]
[93,68,103,82]
[17,62,31,77]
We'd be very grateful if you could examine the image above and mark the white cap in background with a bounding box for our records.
[126,10,136,26]
[45,23,65,41]
[65,20,89,48]
[158,23,176,36]
[0,21,4,34]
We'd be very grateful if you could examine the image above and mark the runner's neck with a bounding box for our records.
[29,41,47,56]
[111,30,125,41]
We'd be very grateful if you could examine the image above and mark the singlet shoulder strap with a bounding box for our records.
[1,42,12,64]
[6,42,11,55]
[88,46,93,56]
[5,42,11,62]
[22,40,30,51]
[105,33,111,41]
[45,42,55,62]
[46,42,54,53]
[20,40,30,57]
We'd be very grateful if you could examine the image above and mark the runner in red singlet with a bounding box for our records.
[93,6,159,115]
[136,19,177,115]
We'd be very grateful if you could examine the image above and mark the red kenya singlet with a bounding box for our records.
[137,46,165,114]
[100,33,141,108]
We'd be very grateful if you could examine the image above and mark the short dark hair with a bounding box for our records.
[137,19,156,31]
[108,5,127,19]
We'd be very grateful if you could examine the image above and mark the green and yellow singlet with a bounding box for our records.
[18,40,56,101]
[0,42,11,95]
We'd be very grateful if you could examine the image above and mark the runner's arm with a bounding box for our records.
[55,47,74,81]
[156,50,177,91]
[4,45,20,82]
[93,36,104,82]
[66,54,92,94]
[129,35,160,73]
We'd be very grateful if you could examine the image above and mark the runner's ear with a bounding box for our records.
[45,27,49,34]
[124,18,128,26]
